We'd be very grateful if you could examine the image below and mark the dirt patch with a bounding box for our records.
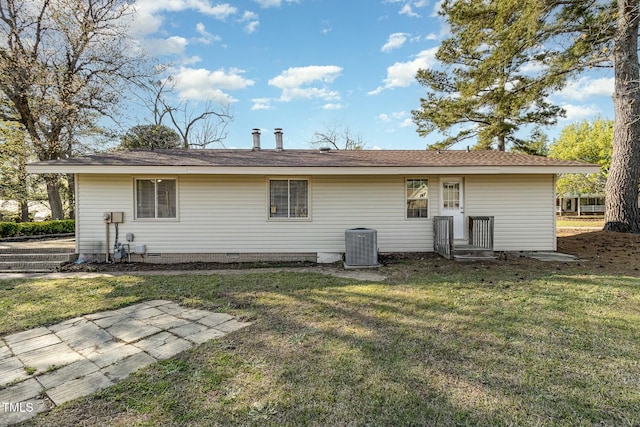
[557,228,640,276]
[58,229,640,278]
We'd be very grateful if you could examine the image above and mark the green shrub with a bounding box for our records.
[0,220,75,238]
[0,222,19,238]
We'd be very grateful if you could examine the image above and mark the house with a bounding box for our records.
[557,194,605,216]
[26,130,598,263]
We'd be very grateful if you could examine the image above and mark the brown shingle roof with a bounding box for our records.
[31,149,594,168]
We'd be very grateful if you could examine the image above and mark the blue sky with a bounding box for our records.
[124,0,616,150]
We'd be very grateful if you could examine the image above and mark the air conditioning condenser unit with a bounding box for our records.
[345,228,378,267]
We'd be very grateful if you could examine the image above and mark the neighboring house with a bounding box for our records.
[556,194,605,216]
[27,133,598,263]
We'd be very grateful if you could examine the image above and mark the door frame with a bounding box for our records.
[439,177,465,240]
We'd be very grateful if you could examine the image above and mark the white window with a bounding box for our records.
[406,178,429,218]
[135,178,177,219]
[269,179,309,219]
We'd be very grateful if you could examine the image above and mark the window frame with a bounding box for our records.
[267,177,311,221]
[133,177,179,221]
[405,177,429,220]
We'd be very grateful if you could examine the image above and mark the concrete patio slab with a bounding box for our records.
[106,319,162,343]
[169,322,209,339]
[53,320,112,352]
[0,379,47,427]
[133,332,192,360]
[5,332,60,355]
[0,300,251,425]
[197,313,234,328]
[3,327,50,346]
[46,371,113,406]
[0,343,11,361]
[36,359,100,389]
[0,357,28,386]
[101,352,157,382]
[18,342,83,373]
[185,328,226,345]
[86,342,142,369]
[213,319,253,333]
[141,313,191,330]
[128,306,164,320]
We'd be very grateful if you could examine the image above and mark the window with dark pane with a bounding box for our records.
[136,179,156,219]
[269,179,308,219]
[406,179,428,218]
[135,179,177,219]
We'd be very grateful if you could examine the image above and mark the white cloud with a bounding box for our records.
[172,67,255,104]
[251,98,274,110]
[130,0,238,40]
[369,48,438,95]
[195,22,221,44]
[269,65,343,102]
[323,103,344,110]
[321,20,332,34]
[377,113,391,122]
[240,11,260,33]
[557,77,614,101]
[384,0,429,17]
[377,111,411,129]
[520,60,547,74]
[431,0,445,16]
[560,103,601,121]
[399,118,414,128]
[253,0,300,8]
[134,0,237,20]
[143,36,188,55]
[399,4,420,17]
[381,32,409,52]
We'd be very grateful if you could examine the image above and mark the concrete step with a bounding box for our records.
[0,260,70,271]
[453,244,495,261]
[453,254,497,262]
[0,252,75,273]
[0,253,74,262]
[0,247,75,255]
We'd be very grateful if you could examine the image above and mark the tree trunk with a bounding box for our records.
[604,0,640,233]
[16,142,29,223]
[20,201,29,222]
[66,173,75,220]
[44,174,65,220]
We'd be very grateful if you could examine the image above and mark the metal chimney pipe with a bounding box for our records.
[274,128,283,151]
[252,128,261,150]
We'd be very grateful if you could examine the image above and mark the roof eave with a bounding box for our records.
[26,164,601,175]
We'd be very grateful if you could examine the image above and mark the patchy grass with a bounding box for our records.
[557,218,605,228]
[3,263,640,426]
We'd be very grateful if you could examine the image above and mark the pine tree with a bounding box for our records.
[412,0,565,151]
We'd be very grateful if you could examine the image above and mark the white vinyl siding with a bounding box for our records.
[464,174,556,251]
[74,173,555,255]
[75,174,436,255]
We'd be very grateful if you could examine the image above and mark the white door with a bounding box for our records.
[441,178,464,239]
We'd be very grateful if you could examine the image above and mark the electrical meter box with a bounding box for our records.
[104,212,124,223]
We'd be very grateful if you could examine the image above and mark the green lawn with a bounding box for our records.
[2,264,639,426]
[556,218,605,228]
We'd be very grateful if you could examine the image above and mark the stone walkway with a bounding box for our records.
[0,300,250,426]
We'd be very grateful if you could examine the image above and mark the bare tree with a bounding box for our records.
[309,124,366,150]
[137,77,233,149]
[0,0,148,219]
